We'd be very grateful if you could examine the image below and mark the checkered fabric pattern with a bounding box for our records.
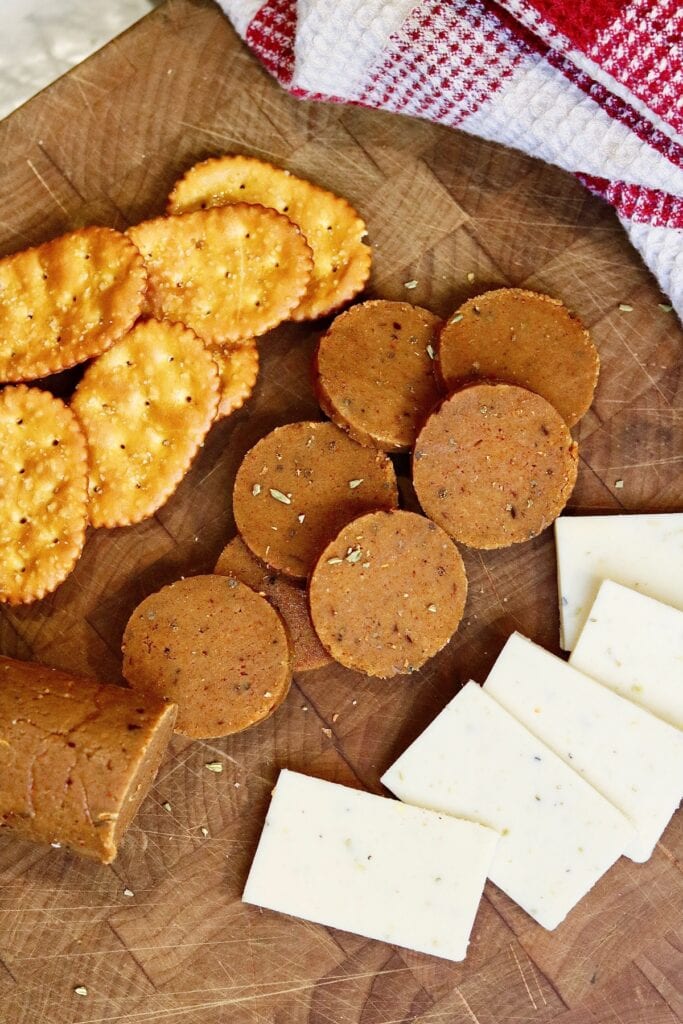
[218,0,683,316]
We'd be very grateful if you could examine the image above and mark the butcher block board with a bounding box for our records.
[0,2,682,1022]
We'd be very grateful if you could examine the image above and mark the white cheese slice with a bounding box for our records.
[554,513,683,650]
[381,682,634,930]
[484,632,683,862]
[570,580,683,731]
[243,769,499,962]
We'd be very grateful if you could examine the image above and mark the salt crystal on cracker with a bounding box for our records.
[128,205,312,344]
[0,385,88,604]
[168,155,371,321]
[72,319,219,528]
[0,227,146,383]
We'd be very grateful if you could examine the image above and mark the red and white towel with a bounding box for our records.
[218,0,683,317]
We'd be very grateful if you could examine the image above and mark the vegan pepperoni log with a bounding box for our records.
[413,383,578,549]
[314,300,442,451]
[233,421,398,579]
[215,536,331,673]
[122,575,292,739]
[437,289,598,428]
[0,657,176,863]
[309,510,468,678]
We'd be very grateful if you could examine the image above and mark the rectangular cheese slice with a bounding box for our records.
[570,580,683,731]
[484,632,683,862]
[382,682,634,930]
[243,769,499,962]
[555,513,683,650]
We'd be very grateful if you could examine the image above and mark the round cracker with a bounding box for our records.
[233,420,399,579]
[72,318,219,528]
[0,385,88,605]
[168,155,371,321]
[437,288,599,427]
[314,300,442,451]
[309,510,467,678]
[209,340,259,420]
[0,227,147,383]
[413,383,579,549]
[215,536,330,672]
[122,575,292,739]
[128,205,313,344]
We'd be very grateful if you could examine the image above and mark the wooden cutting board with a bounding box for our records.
[0,2,681,1021]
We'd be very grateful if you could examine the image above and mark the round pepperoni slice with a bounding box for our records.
[215,536,330,673]
[309,509,468,678]
[122,575,292,739]
[314,300,442,451]
[437,289,598,427]
[233,421,398,579]
[413,383,578,549]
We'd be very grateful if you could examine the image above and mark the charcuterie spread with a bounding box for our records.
[0,151,680,970]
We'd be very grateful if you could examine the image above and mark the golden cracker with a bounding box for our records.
[72,319,219,528]
[128,205,313,344]
[209,340,259,420]
[168,155,371,321]
[0,227,147,382]
[0,385,88,605]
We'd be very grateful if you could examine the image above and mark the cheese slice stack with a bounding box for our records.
[570,580,683,732]
[243,769,498,961]
[484,632,683,862]
[555,513,683,650]
[244,521,683,952]
[382,681,634,930]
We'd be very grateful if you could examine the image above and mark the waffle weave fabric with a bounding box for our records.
[218,0,683,316]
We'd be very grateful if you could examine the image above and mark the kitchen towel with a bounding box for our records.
[218,0,683,317]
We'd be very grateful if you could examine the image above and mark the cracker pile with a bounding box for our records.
[0,155,370,604]
[168,155,371,321]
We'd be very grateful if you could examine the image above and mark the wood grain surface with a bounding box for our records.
[0,2,681,1022]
